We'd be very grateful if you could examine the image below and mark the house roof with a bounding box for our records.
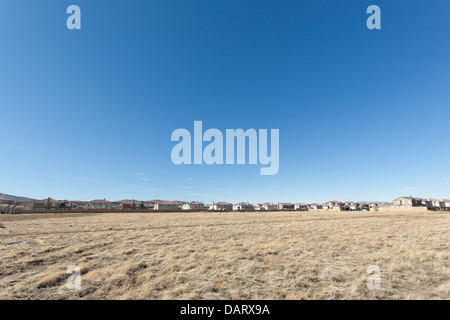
[323,201,342,205]
[393,197,415,201]
[188,201,204,205]
[157,201,180,205]
[89,199,110,204]
[35,198,60,203]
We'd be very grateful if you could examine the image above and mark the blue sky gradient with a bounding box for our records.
[1,0,449,203]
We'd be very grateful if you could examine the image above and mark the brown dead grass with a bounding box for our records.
[0,210,448,300]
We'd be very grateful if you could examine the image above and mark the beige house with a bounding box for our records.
[443,199,450,209]
[86,199,112,210]
[392,197,422,207]
[119,200,147,210]
[154,201,181,211]
[261,202,277,211]
[294,203,308,211]
[342,202,368,211]
[233,202,255,211]
[323,201,344,211]
[346,202,359,211]
[182,201,205,210]
[441,200,450,209]
[331,203,345,211]
[253,204,264,211]
[0,204,11,214]
[428,198,445,209]
[308,203,323,210]
[210,202,232,211]
[322,201,333,209]
[277,203,294,210]
[70,201,85,210]
[146,203,155,210]
[369,202,380,209]
[32,198,68,210]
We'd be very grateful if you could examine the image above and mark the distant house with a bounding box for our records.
[323,201,344,211]
[253,204,263,211]
[119,200,146,210]
[331,203,345,211]
[278,203,295,210]
[86,199,112,210]
[59,201,71,210]
[210,202,232,211]
[23,202,34,210]
[418,198,432,208]
[261,202,277,211]
[428,198,445,210]
[322,202,332,210]
[70,201,85,210]
[182,201,205,210]
[392,197,422,207]
[342,202,367,211]
[120,201,134,210]
[32,198,66,210]
[308,203,323,210]
[13,205,25,212]
[31,199,49,210]
[233,202,255,211]
[294,203,308,211]
[154,201,181,211]
[0,204,11,214]
[358,203,369,211]
[443,199,450,209]
[143,201,156,210]
[346,202,359,211]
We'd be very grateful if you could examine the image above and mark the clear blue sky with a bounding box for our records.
[1,0,449,203]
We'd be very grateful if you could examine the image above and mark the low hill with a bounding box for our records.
[0,193,37,202]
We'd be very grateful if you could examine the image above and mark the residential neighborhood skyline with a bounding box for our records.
[2,194,449,214]
[1,186,450,206]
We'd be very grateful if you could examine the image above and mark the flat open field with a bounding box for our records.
[0,210,448,300]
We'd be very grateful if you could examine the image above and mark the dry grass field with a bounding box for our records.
[0,210,448,300]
